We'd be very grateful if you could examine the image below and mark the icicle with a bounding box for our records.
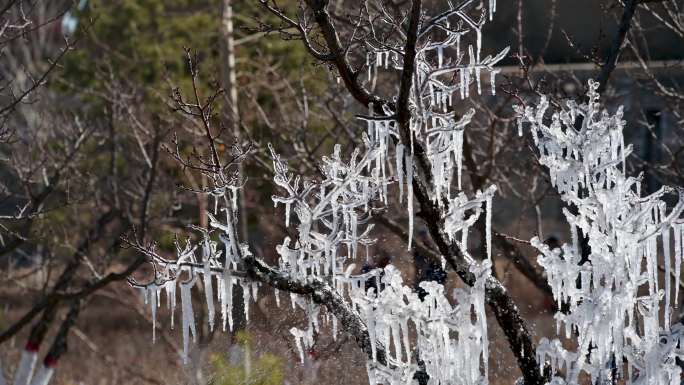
[367,54,372,82]
[663,224,672,328]
[400,318,410,364]
[369,314,377,363]
[466,46,474,97]
[429,83,435,106]
[203,260,215,332]
[222,272,234,331]
[649,236,658,295]
[180,281,197,363]
[486,192,493,260]
[241,281,251,322]
[381,323,390,362]
[148,284,158,343]
[285,202,291,227]
[329,314,337,341]
[164,280,177,329]
[490,70,499,95]
[395,143,404,203]
[251,282,259,301]
[461,227,468,252]
[456,130,463,190]
[229,186,239,212]
[675,224,682,305]
[223,207,240,265]
[274,288,280,308]
[621,130,626,174]
[406,153,414,250]
[290,328,305,364]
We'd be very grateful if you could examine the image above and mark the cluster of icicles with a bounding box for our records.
[362,0,506,249]
[517,80,684,385]
[352,263,491,385]
[131,1,505,384]
[135,129,494,383]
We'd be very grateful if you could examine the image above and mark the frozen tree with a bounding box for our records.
[121,1,684,385]
[517,80,684,385]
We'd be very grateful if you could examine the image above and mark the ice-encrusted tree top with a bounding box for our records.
[517,80,684,385]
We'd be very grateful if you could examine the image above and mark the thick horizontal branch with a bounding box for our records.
[243,254,387,365]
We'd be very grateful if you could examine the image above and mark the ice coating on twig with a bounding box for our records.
[444,185,497,256]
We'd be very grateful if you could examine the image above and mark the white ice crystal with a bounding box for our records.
[444,185,497,258]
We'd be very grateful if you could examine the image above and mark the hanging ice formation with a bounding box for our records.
[516,79,684,385]
[354,264,491,385]
[129,2,507,384]
[363,0,508,228]
[128,187,251,364]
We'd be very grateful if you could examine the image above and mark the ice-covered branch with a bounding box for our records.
[519,80,684,385]
[351,263,491,385]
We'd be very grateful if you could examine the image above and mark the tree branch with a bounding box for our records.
[303,0,387,110]
[596,0,638,94]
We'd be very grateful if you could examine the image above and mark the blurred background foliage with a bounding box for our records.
[209,331,284,385]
